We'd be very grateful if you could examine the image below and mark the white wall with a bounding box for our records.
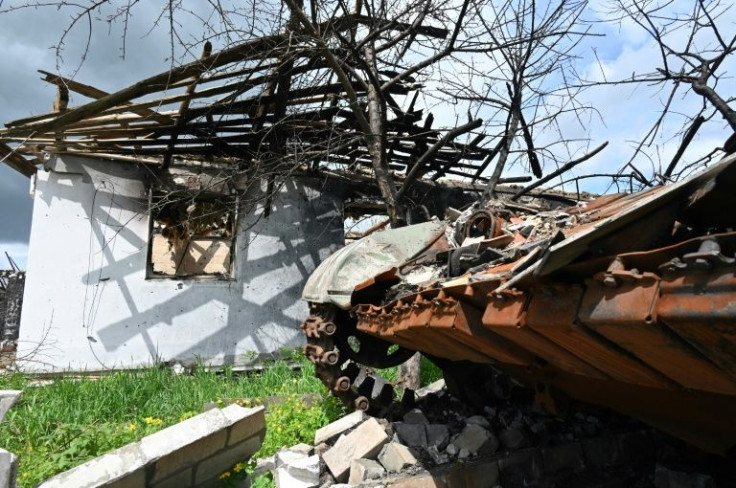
[17,155,344,372]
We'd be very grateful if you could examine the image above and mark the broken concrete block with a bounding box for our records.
[323,418,389,482]
[0,448,18,488]
[251,455,276,478]
[378,442,417,473]
[314,410,366,445]
[393,422,427,448]
[426,446,449,465]
[0,390,21,424]
[425,424,449,449]
[348,459,386,485]
[452,424,496,455]
[498,427,531,451]
[287,443,315,456]
[464,415,490,428]
[445,444,457,457]
[654,464,716,488]
[402,409,429,425]
[274,451,320,488]
[415,379,445,399]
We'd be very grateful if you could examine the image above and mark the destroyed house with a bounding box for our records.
[0,20,509,372]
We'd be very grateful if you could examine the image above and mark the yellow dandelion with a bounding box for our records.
[127,423,137,431]
[233,462,245,473]
[219,471,231,479]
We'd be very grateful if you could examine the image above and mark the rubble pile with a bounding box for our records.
[261,381,718,488]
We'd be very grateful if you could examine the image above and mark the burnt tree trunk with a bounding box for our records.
[398,352,422,391]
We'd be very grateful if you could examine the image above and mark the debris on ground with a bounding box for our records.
[267,381,723,488]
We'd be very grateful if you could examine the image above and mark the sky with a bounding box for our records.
[0,0,733,270]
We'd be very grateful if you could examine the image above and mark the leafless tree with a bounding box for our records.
[590,0,736,184]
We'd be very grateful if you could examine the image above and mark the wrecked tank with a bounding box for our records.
[301,153,736,456]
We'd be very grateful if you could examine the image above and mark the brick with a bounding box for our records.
[378,442,417,473]
[195,435,263,485]
[150,429,227,482]
[221,405,266,446]
[314,410,366,445]
[150,467,193,488]
[323,418,389,482]
[0,448,18,488]
[38,444,146,488]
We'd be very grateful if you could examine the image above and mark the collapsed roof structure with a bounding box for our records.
[0,14,533,206]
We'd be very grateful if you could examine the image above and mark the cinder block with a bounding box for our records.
[100,469,146,488]
[314,410,366,445]
[194,435,263,485]
[37,444,146,488]
[150,467,193,488]
[139,409,229,462]
[323,418,389,482]
[0,390,21,424]
[221,405,266,446]
[0,448,18,488]
[150,429,227,483]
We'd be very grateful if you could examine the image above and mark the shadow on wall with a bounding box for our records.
[22,163,344,371]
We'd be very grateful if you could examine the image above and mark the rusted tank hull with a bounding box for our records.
[302,154,736,455]
[353,235,736,453]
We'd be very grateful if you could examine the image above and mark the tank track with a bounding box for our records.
[301,304,413,417]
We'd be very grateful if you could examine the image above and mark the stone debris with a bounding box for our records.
[378,442,418,473]
[451,424,497,456]
[348,459,386,485]
[268,379,729,488]
[414,379,445,399]
[654,464,716,488]
[322,417,389,481]
[402,409,429,425]
[0,390,21,424]
[393,422,427,448]
[274,449,320,488]
[314,410,367,445]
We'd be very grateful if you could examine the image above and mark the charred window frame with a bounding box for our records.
[146,191,237,280]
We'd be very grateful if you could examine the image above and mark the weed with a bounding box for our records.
[0,352,441,487]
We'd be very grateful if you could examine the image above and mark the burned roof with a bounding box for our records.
[0,15,501,188]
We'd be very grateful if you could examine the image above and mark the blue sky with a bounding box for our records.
[1,0,733,269]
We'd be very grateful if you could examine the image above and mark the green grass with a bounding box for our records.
[0,353,442,487]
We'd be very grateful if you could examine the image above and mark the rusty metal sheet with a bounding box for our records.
[482,291,607,379]
[658,270,736,382]
[526,284,675,389]
[538,153,736,276]
[579,273,736,395]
